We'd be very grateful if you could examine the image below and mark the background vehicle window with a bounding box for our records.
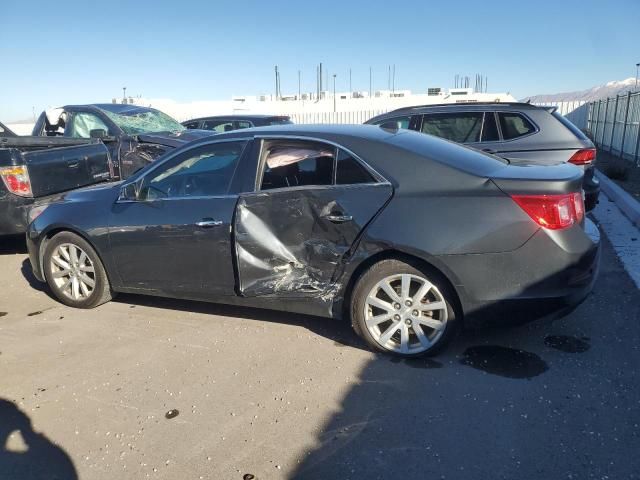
[374,116,411,130]
[235,121,252,130]
[261,141,334,190]
[336,149,375,184]
[498,113,535,140]
[481,112,500,142]
[141,142,245,200]
[66,113,110,138]
[183,121,200,129]
[203,120,235,133]
[420,112,483,143]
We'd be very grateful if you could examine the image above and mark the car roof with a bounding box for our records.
[184,114,290,122]
[63,104,160,115]
[370,102,542,118]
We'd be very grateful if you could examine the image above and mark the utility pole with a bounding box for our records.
[122,87,127,103]
[333,74,337,112]
[392,64,395,93]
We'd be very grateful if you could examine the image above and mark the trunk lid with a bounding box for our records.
[489,163,584,196]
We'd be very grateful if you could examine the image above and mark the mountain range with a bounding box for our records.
[522,78,639,103]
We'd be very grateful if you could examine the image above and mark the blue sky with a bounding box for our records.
[1,0,639,121]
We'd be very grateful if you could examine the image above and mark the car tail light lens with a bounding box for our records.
[512,193,584,230]
[568,148,596,166]
[0,165,33,197]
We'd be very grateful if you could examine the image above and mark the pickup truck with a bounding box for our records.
[0,104,212,235]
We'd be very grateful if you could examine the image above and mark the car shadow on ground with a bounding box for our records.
[0,398,78,480]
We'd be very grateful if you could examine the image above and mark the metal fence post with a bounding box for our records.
[635,95,640,165]
[600,98,609,146]
[620,91,632,159]
[609,94,619,153]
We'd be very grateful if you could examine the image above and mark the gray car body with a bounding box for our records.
[27,124,600,324]
[366,103,600,210]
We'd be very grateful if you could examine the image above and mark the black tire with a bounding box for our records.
[351,259,461,357]
[43,231,113,309]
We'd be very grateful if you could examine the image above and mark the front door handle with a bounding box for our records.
[195,219,223,228]
[324,214,353,223]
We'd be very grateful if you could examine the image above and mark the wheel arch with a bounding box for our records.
[38,226,114,286]
[339,249,465,323]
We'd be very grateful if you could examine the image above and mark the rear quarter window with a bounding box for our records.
[498,113,536,140]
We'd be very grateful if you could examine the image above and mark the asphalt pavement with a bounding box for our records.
[0,232,639,480]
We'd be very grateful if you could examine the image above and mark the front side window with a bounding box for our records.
[498,112,536,140]
[420,112,483,143]
[140,141,245,200]
[66,113,111,138]
[203,120,235,133]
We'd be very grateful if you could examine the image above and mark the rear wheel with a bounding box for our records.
[351,259,460,357]
[43,232,113,309]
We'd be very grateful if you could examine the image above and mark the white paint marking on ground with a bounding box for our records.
[592,192,640,289]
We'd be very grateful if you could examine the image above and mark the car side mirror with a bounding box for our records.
[118,183,138,201]
[90,129,107,139]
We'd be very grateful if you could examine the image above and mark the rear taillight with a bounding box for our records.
[568,148,596,166]
[512,193,584,230]
[0,165,33,197]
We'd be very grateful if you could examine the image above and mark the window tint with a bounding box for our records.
[67,113,110,138]
[266,118,293,126]
[373,116,411,130]
[141,142,244,200]
[336,149,375,184]
[183,121,200,129]
[481,112,499,142]
[260,141,335,190]
[498,113,535,140]
[235,121,252,130]
[421,112,483,143]
[203,120,235,133]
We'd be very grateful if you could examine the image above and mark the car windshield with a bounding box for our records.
[101,108,185,135]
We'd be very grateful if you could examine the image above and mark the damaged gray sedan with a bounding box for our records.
[26,124,600,357]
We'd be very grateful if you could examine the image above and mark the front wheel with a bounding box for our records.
[43,231,113,309]
[351,259,460,357]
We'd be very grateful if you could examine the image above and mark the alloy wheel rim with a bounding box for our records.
[364,273,448,354]
[50,243,96,300]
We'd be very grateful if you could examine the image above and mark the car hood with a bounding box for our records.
[136,129,215,148]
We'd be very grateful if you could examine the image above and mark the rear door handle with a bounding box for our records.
[195,219,223,228]
[67,160,80,168]
[324,214,353,223]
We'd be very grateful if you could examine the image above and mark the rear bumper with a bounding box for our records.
[443,218,601,322]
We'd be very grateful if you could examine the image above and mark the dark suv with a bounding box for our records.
[366,103,599,210]
[182,115,292,133]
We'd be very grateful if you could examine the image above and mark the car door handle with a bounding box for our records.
[195,219,223,228]
[323,214,353,223]
[67,160,80,168]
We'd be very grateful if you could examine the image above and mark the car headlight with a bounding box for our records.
[27,204,49,223]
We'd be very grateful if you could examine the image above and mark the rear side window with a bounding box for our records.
[421,112,483,143]
[373,116,411,130]
[336,149,375,184]
[203,120,235,133]
[183,121,200,129]
[498,113,536,140]
[261,141,335,190]
[481,112,499,142]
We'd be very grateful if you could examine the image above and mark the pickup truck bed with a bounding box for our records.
[0,137,111,235]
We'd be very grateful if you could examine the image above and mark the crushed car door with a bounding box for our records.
[235,141,393,297]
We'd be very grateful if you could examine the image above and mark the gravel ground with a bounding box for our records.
[0,232,639,480]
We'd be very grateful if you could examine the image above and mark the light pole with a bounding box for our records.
[636,63,640,90]
[333,74,337,112]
